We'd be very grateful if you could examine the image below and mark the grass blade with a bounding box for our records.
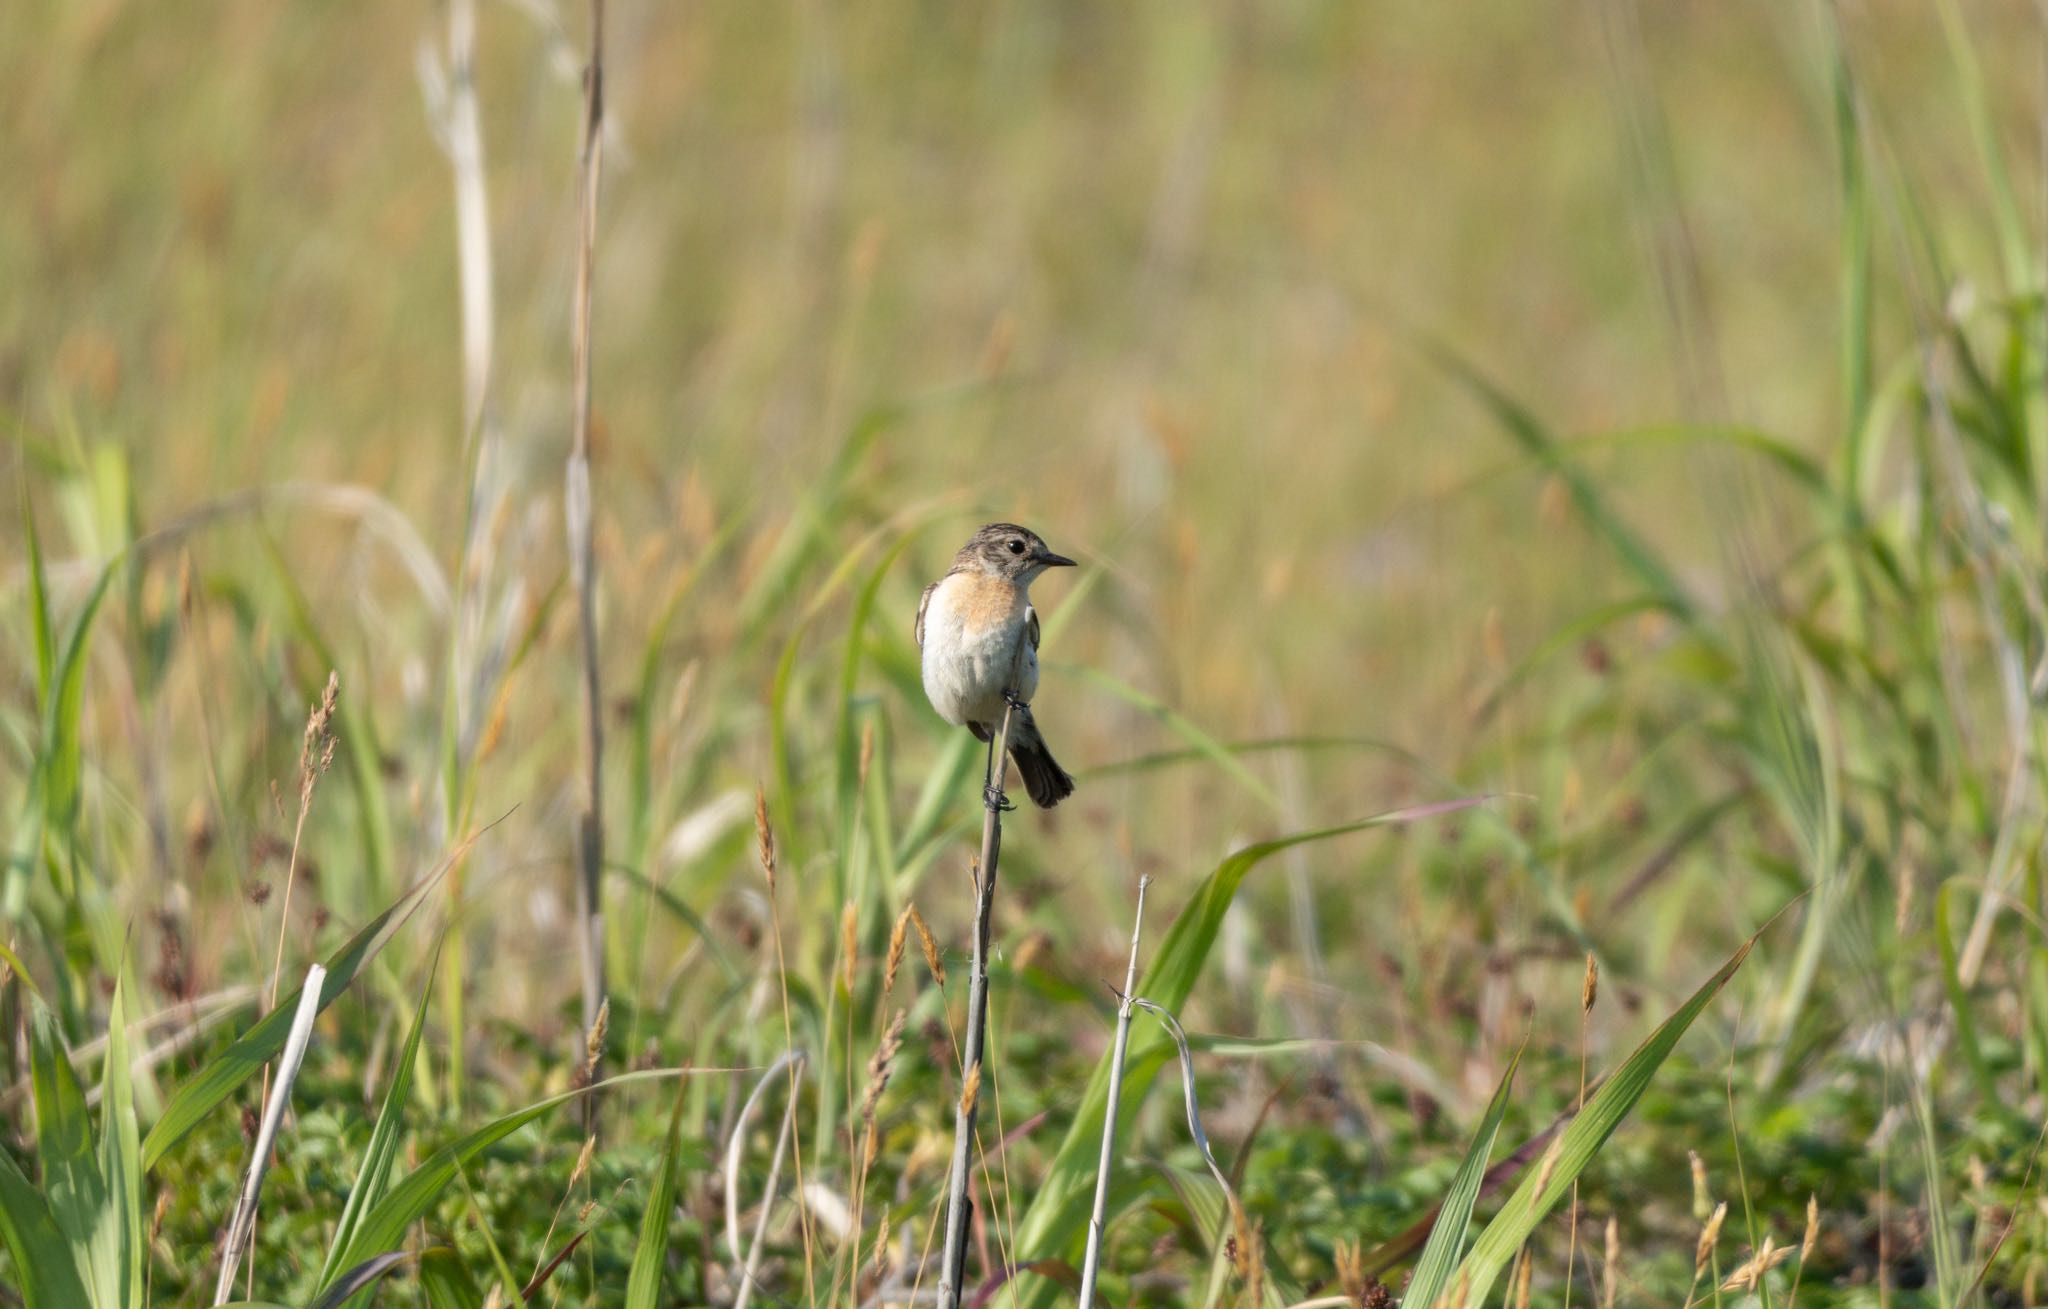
[0,1123,90,1308]
[317,948,441,1291]
[626,1083,690,1309]
[1403,1051,1520,1309]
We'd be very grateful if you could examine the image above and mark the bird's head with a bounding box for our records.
[956,522,1076,583]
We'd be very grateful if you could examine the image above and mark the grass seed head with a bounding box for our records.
[958,1062,981,1115]
[1695,1200,1727,1274]
[1582,952,1599,1013]
[298,671,339,805]
[883,906,910,999]
[909,905,944,986]
[753,785,776,889]
[1689,1150,1710,1221]
[1800,1195,1819,1262]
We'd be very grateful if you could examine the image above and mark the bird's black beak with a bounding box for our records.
[1037,549,1077,568]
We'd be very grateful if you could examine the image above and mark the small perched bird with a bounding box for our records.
[916,523,1077,808]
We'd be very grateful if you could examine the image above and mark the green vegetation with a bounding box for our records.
[4,1,2047,1305]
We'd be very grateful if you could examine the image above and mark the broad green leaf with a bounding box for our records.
[1012,799,1485,1304]
[626,1084,690,1309]
[318,948,439,1292]
[1446,930,1758,1304]
[1404,1051,1519,1309]
[144,869,441,1170]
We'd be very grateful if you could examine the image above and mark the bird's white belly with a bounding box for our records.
[920,585,1040,727]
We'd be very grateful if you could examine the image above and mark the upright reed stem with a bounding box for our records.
[937,637,1028,1309]
[567,0,608,1103]
[1077,876,1152,1309]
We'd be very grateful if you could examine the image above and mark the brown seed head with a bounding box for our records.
[754,786,776,890]
[1800,1195,1819,1262]
[958,1063,981,1116]
[1689,1150,1710,1222]
[1695,1201,1727,1274]
[883,907,910,999]
[909,905,944,986]
[583,997,609,1079]
[1582,952,1599,1014]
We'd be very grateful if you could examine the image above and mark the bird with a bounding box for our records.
[915,523,1077,809]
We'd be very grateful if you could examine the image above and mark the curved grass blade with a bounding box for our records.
[1445,928,1760,1305]
[309,1252,416,1309]
[1403,1050,1520,1309]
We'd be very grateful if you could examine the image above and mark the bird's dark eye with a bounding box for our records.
[1007,539,1025,555]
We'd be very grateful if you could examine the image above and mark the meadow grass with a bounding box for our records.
[4,1,2048,1305]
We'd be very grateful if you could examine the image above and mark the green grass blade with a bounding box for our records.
[20,477,53,706]
[626,1084,690,1309]
[318,947,440,1290]
[1446,928,1758,1305]
[96,977,142,1309]
[1012,799,1484,1302]
[143,868,441,1170]
[28,1002,101,1299]
[0,1144,89,1308]
[1404,1051,1521,1309]
[41,555,119,839]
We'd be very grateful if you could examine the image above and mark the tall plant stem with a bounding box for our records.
[938,639,1028,1309]
[567,0,608,1111]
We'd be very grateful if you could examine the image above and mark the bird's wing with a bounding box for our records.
[915,580,939,649]
[1026,603,1041,651]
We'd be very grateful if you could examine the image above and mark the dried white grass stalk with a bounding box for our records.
[213,963,327,1305]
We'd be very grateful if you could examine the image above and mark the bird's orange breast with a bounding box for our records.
[943,570,1025,629]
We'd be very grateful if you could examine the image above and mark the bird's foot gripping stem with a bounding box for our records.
[983,783,1016,813]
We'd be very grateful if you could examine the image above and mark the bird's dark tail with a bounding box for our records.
[1008,720,1074,809]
